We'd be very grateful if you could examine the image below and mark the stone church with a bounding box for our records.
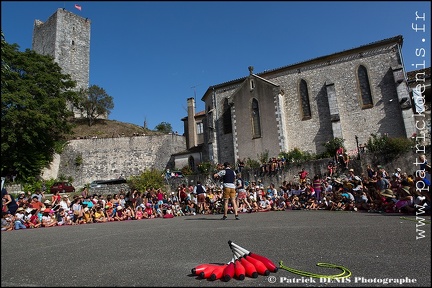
[182,35,424,169]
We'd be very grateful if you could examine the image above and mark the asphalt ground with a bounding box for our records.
[1,210,431,287]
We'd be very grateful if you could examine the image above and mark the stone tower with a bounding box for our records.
[32,8,91,115]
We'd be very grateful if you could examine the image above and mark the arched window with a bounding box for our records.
[357,65,373,108]
[252,98,261,138]
[300,79,311,120]
[223,98,232,134]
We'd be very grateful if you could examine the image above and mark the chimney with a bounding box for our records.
[187,97,197,149]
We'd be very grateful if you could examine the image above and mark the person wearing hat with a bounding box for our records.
[59,195,71,213]
[82,207,93,223]
[395,186,415,213]
[114,205,126,221]
[393,168,402,179]
[13,207,27,230]
[1,211,14,231]
[15,191,28,207]
[214,162,239,220]
[380,189,395,199]
[41,208,58,227]
[379,189,397,213]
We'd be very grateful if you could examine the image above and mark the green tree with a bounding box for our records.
[128,169,165,192]
[1,40,78,182]
[323,137,345,160]
[155,122,173,133]
[75,85,114,126]
[1,31,10,87]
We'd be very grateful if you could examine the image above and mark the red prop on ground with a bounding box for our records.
[233,257,246,280]
[209,264,228,281]
[222,261,235,281]
[229,240,278,273]
[233,249,258,278]
[191,263,220,276]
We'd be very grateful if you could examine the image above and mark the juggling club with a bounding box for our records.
[231,244,270,276]
[233,254,246,280]
[222,260,236,282]
[229,240,278,273]
[232,249,258,278]
[209,263,228,281]
[200,264,225,279]
[191,263,221,276]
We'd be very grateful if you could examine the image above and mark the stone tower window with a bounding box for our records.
[252,98,262,138]
[72,40,75,45]
[196,122,203,134]
[299,79,312,120]
[223,98,232,134]
[357,65,373,108]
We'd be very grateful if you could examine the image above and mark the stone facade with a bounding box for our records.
[201,35,416,165]
[41,134,186,188]
[33,8,90,91]
[32,8,90,117]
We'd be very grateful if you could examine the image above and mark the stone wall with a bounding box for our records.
[168,146,430,192]
[5,146,428,195]
[42,134,186,189]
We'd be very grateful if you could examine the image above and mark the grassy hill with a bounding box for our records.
[67,118,163,140]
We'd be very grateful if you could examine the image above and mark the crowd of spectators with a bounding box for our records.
[2,155,430,231]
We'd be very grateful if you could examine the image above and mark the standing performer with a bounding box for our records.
[193,181,206,214]
[214,162,239,220]
[236,173,251,212]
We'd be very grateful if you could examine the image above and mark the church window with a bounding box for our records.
[223,98,232,134]
[252,98,261,138]
[357,65,373,108]
[300,79,311,120]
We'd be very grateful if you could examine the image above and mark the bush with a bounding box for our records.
[323,137,345,158]
[181,165,193,176]
[366,134,413,160]
[128,169,165,192]
[245,158,260,169]
[197,161,215,174]
[279,147,316,165]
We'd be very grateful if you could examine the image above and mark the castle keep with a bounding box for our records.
[32,8,90,91]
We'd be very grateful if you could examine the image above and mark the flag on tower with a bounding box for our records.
[74,4,82,11]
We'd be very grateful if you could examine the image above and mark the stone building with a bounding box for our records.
[193,35,417,166]
[32,8,91,117]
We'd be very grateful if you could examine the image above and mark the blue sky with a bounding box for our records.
[2,1,431,134]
